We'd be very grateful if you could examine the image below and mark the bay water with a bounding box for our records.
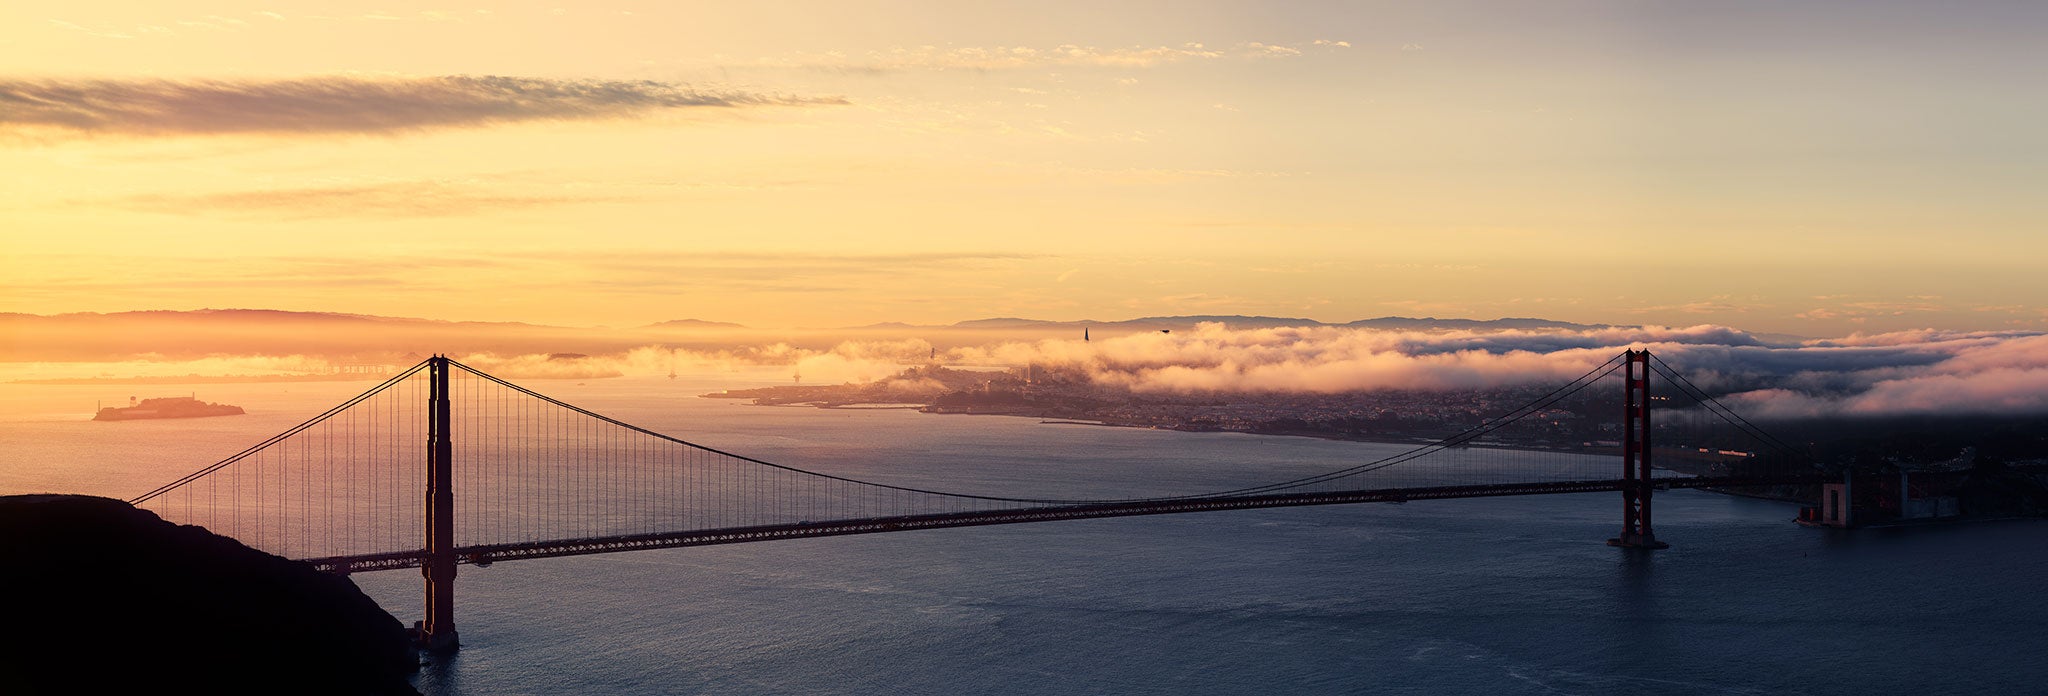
[4,370,2043,694]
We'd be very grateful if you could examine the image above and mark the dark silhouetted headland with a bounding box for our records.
[0,495,417,695]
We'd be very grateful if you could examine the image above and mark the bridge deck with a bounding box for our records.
[307,474,1828,573]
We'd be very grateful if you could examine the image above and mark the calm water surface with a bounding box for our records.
[4,371,2043,695]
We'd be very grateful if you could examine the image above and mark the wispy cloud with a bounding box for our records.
[1795,298,1947,324]
[100,180,628,219]
[45,9,496,38]
[738,40,1350,73]
[1036,164,1285,183]
[1626,296,1769,315]
[498,250,1045,295]
[47,19,135,39]
[1144,293,1252,310]
[4,251,1046,301]
[0,75,845,138]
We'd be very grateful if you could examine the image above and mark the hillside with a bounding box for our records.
[0,495,418,694]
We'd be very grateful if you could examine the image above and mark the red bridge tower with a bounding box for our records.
[1608,349,1669,549]
[420,355,461,652]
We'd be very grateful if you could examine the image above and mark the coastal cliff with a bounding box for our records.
[0,495,417,695]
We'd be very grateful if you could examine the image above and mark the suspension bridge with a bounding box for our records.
[128,350,1825,652]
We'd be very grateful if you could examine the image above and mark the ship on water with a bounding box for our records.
[94,396,246,421]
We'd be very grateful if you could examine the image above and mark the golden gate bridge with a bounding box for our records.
[127,350,1824,652]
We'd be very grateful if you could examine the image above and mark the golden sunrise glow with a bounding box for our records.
[3,1,2044,333]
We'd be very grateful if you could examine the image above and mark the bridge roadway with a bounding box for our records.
[307,474,1829,574]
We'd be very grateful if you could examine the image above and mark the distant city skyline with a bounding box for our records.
[4,1,2044,335]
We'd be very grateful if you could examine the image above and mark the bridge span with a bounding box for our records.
[304,474,1825,575]
[131,350,1817,652]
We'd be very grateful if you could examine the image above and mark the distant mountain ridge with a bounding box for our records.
[6,308,566,330]
[643,318,747,329]
[1,309,1627,363]
[1345,316,1606,331]
[0,309,602,363]
[3,309,1604,333]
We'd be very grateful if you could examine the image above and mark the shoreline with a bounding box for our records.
[1698,485,1815,505]
[11,374,396,385]
[750,397,1733,462]
[721,394,1852,511]
[926,407,1599,454]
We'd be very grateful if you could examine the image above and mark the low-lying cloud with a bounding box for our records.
[0,75,845,137]
[574,324,2048,419]
[938,323,2048,419]
[13,319,2047,420]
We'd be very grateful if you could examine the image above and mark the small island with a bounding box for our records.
[94,396,246,421]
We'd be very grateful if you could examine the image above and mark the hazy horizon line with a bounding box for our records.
[1,306,1664,333]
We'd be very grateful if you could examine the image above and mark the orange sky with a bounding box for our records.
[4,1,2044,333]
